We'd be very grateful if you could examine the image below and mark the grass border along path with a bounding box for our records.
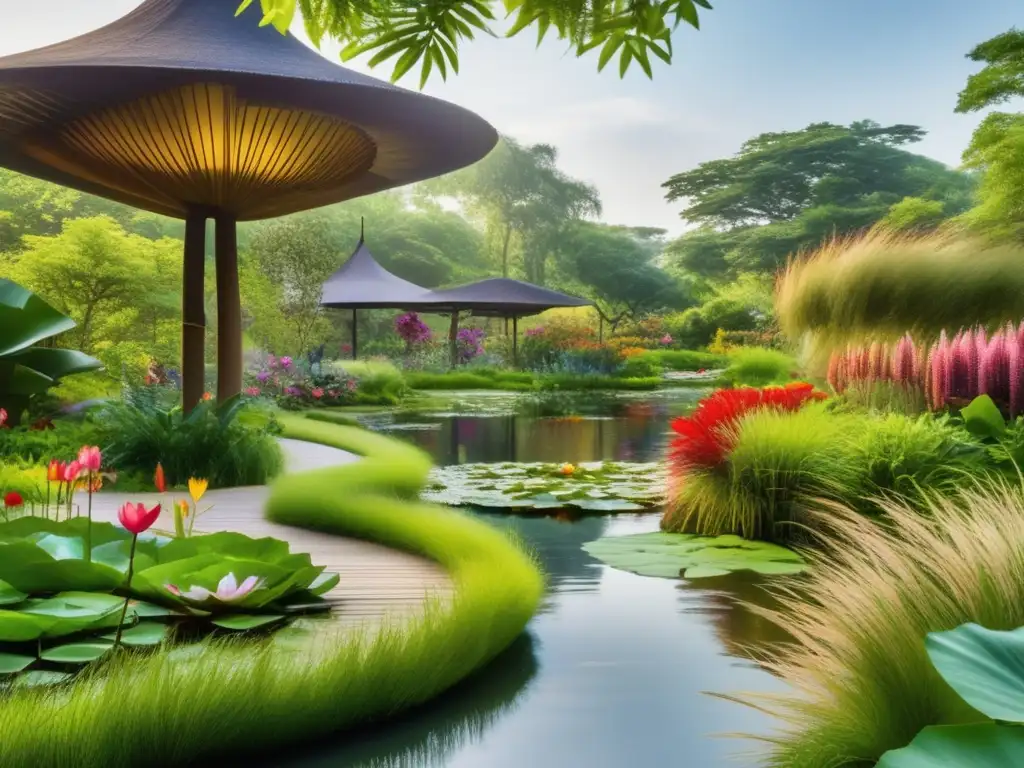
[0,414,543,767]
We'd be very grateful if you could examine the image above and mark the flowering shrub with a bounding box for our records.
[456,327,486,364]
[828,323,1024,415]
[395,312,432,347]
[606,336,657,351]
[246,355,357,409]
[669,383,827,472]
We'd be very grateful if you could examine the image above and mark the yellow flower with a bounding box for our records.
[559,463,576,476]
[177,498,190,518]
[188,477,208,503]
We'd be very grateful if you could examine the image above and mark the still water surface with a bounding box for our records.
[277,390,790,767]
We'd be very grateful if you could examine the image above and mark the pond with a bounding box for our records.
[274,389,791,767]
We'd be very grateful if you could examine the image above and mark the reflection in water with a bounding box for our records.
[273,634,540,768]
[375,389,704,466]
[279,514,788,767]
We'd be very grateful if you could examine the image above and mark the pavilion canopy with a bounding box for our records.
[320,235,440,310]
[425,278,593,317]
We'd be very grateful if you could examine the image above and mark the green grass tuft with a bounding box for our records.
[721,347,798,387]
[0,414,544,766]
[639,349,727,371]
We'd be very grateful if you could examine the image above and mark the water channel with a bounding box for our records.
[278,388,790,768]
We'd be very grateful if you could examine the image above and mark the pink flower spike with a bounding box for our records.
[78,446,102,473]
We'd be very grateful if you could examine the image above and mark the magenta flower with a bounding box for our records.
[285,386,302,396]
[256,370,270,383]
[660,334,673,345]
[280,356,293,370]
[311,387,324,399]
[78,446,102,473]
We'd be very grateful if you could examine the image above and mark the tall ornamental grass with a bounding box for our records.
[728,481,1024,766]
[776,230,1024,350]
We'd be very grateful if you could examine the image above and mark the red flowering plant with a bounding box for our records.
[669,383,827,477]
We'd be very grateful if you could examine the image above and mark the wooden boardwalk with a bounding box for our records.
[82,438,453,630]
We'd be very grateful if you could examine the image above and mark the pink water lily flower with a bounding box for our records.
[165,573,263,603]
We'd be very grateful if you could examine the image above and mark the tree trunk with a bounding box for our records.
[500,224,512,278]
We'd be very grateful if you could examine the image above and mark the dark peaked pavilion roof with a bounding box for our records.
[320,236,439,310]
[426,278,593,318]
[0,0,498,221]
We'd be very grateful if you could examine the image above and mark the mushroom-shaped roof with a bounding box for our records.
[0,0,497,220]
[426,278,593,318]
[320,237,440,310]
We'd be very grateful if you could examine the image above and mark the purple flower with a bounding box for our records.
[395,312,432,344]
[256,370,270,383]
[280,356,293,370]
[285,386,302,396]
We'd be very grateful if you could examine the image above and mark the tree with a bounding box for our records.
[955,28,1024,113]
[0,170,183,252]
[245,214,342,356]
[0,217,181,355]
[879,197,947,233]
[424,137,600,282]
[661,121,975,279]
[956,29,1024,243]
[247,0,712,88]
[554,222,689,330]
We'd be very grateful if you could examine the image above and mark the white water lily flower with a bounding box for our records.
[165,573,263,603]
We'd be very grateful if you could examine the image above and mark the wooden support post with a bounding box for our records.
[182,211,207,413]
[351,309,358,359]
[215,214,242,402]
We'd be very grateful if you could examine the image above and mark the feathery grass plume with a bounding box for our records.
[776,229,1024,355]
[724,479,1024,767]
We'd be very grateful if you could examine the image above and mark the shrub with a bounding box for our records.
[0,418,101,465]
[641,349,726,371]
[665,403,859,541]
[850,413,986,508]
[0,464,45,504]
[732,481,1024,766]
[722,347,798,387]
[666,297,758,349]
[618,354,663,379]
[335,359,408,404]
[93,393,284,488]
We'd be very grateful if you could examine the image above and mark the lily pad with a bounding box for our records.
[423,461,667,514]
[39,641,114,664]
[212,614,286,631]
[0,579,27,606]
[0,651,35,674]
[877,723,1024,767]
[102,621,171,647]
[582,532,806,579]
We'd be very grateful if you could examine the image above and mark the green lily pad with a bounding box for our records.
[39,641,114,664]
[0,652,35,674]
[102,621,171,647]
[582,532,807,579]
[0,579,27,606]
[212,614,287,631]
[877,723,1024,767]
[12,670,72,688]
[423,461,666,514]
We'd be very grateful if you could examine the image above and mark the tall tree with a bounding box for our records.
[956,29,1024,243]
[424,137,600,282]
[554,222,689,330]
[247,0,712,87]
[662,121,975,278]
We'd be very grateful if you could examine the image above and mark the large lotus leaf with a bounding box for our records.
[90,539,157,575]
[0,609,53,641]
[101,621,170,647]
[0,518,134,549]
[7,348,102,382]
[34,534,85,561]
[0,279,76,356]
[0,541,122,593]
[424,461,667,513]
[157,532,292,564]
[0,579,28,606]
[39,641,113,665]
[128,600,183,619]
[20,593,126,638]
[925,623,1024,722]
[961,394,1006,440]
[877,723,1024,767]
[582,532,806,580]
[0,652,35,674]
[130,554,226,603]
[4,364,53,396]
[306,572,340,597]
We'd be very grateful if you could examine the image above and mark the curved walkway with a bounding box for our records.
[85,438,452,629]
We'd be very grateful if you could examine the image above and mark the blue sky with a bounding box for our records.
[4,1,1021,234]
